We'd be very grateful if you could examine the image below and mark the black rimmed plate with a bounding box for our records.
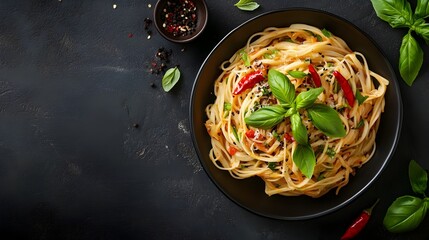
[189,9,402,220]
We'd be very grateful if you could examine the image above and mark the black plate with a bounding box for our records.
[189,9,402,220]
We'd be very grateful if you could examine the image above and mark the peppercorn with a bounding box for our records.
[161,0,198,37]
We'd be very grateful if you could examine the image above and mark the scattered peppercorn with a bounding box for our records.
[161,0,198,37]
[133,123,139,128]
[144,17,153,38]
[149,47,173,75]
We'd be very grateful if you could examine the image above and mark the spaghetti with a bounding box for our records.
[205,24,388,198]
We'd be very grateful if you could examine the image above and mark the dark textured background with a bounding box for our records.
[0,0,428,239]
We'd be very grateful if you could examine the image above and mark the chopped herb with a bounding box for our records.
[317,173,326,181]
[356,119,365,129]
[333,80,340,93]
[224,102,232,111]
[268,162,277,171]
[261,86,270,96]
[356,91,369,105]
[240,49,251,67]
[322,28,332,37]
[272,130,281,141]
[232,125,240,142]
[316,34,323,42]
[326,147,336,158]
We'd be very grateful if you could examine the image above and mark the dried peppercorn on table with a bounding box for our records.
[0,0,428,239]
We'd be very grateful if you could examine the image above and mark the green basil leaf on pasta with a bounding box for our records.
[370,0,414,28]
[268,69,295,105]
[307,104,346,138]
[290,113,308,145]
[409,160,428,195]
[288,70,308,79]
[415,0,429,19]
[355,90,368,105]
[162,67,181,92]
[245,105,286,129]
[383,195,428,233]
[399,32,424,86]
[295,87,324,110]
[293,144,316,178]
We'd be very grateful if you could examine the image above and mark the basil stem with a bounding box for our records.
[399,32,424,86]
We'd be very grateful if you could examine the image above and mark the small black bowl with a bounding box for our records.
[190,9,402,220]
[153,0,208,43]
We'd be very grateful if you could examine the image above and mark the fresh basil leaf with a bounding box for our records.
[370,0,414,28]
[415,0,429,19]
[234,0,259,11]
[409,160,428,196]
[383,195,428,233]
[290,113,308,145]
[293,144,316,178]
[399,32,424,86]
[268,69,296,105]
[162,67,180,92]
[307,104,346,138]
[288,70,308,79]
[295,87,324,110]
[240,49,251,67]
[245,105,286,129]
[414,19,429,45]
[355,90,368,105]
[321,28,331,37]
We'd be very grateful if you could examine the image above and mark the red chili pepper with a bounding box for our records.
[228,146,238,156]
[308,64,322,87]
[340,199,379,240]
[284,133,294,143]
[333,71,355,107]
[245,129,255,139]
[233,70,265,95]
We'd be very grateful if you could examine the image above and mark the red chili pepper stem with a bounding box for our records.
[340,199,379,240]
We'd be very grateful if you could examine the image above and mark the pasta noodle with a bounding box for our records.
[204,24,388,198]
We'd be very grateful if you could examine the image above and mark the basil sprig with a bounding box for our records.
[383,160,429,233]
[244,69,346,178]
[371,0,429,86]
